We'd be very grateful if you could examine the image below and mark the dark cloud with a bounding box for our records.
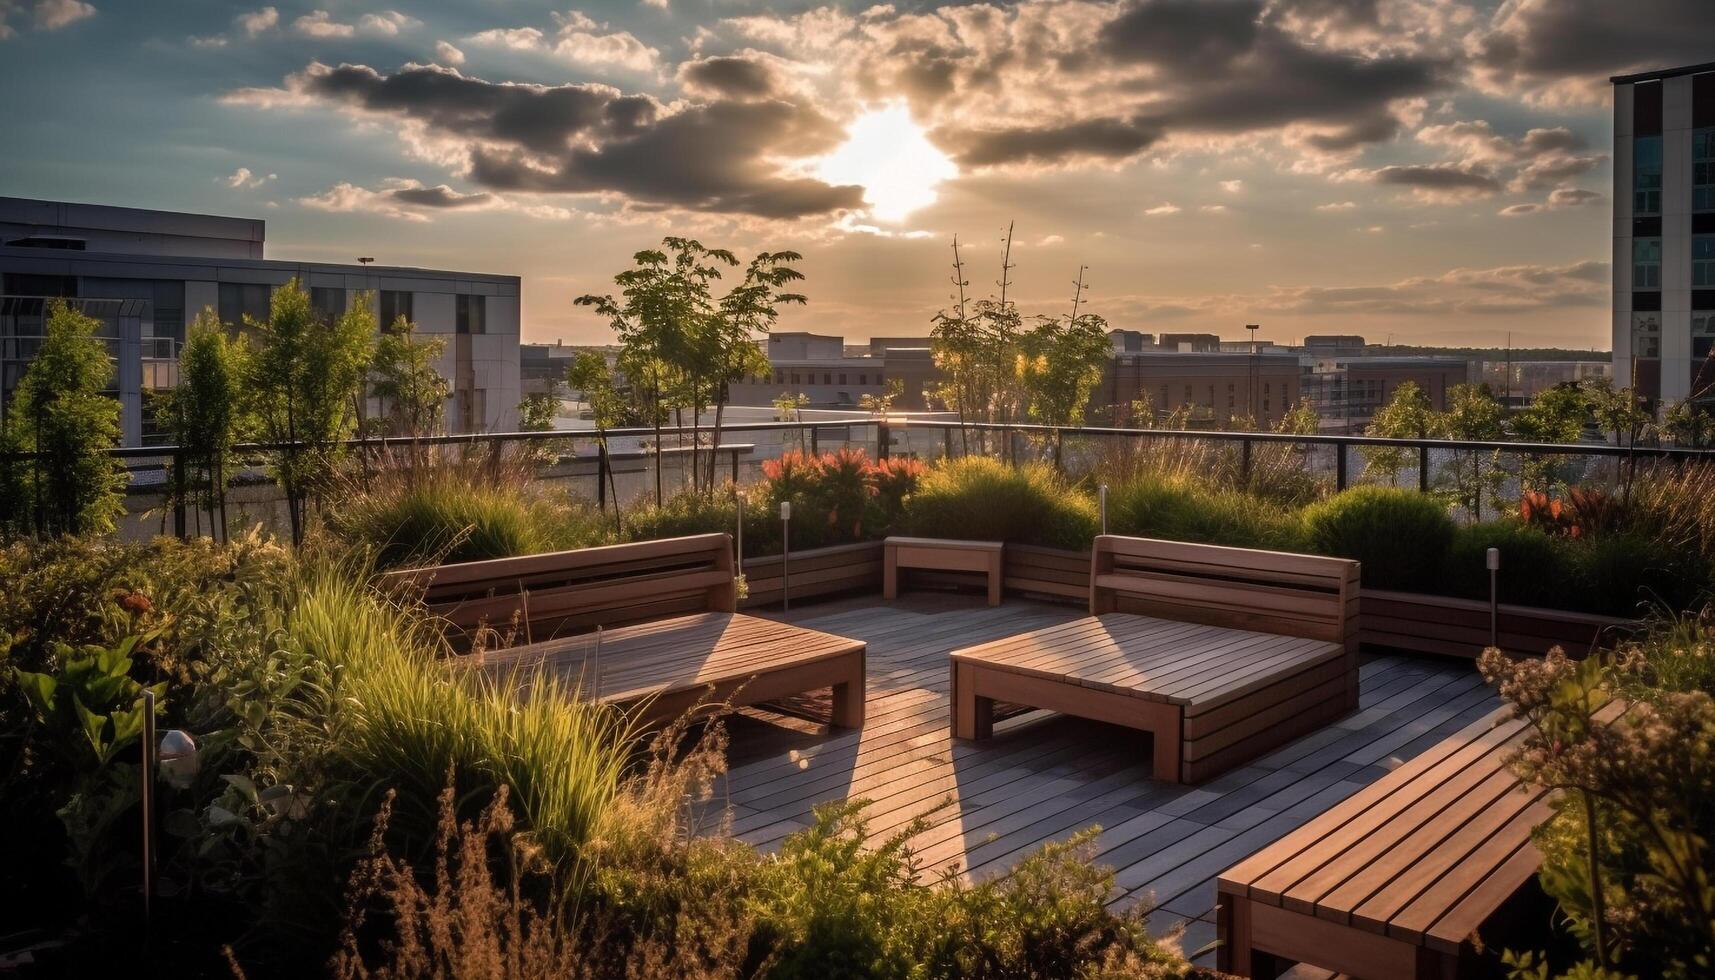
[386,184,493,208]
[935,118,1160,167]
[247,62,862,219]
[1099,0,1262,70]
[677,56,780,99]
[1477,0,1715,91]
[1371,164,1502,193]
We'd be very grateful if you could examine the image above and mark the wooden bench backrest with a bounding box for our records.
[379,533,736,648]
[1090,535,1359,645]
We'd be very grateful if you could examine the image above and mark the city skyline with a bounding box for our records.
[3,1,1710,348]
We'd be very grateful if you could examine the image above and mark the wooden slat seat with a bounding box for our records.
[949,536,1360,784]
[470,611,866,728]
[884,536,1005,607]
[1216,705,1554,978]
[377,533,738,649]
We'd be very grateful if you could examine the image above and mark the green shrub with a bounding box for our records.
[1571,532,1709,618]
[1302,486,1454,591]
[1108,474,1306,552]
[327,471,609,569]
[902,457,1099,550]
[1445,521,1573,609]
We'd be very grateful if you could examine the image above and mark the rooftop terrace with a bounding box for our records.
[714,593,1488,973]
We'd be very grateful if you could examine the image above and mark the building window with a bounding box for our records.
[1159,384,1168,407]
[379,290,413,328]
[790,373,800,385]
[217,282,270,327]
[1634,238,1663,289]
[1184,384,1193,403]
[823,373,832,385]
[838,373,847,385]
[1694,312,1715,361]
[1633,312,1662,359]
[456,294,486,335]
[858,373,868,385]
[1636,135,1663,215]
[1695,128,1715,212]
[310,287,345,322]
[1695,236,1715,288]
[875,372,885,384]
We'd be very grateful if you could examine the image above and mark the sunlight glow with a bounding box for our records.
[814,104,957,223]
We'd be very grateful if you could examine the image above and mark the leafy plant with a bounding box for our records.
[902,456,1098,550]
[1109,473,1306,552]
[14,634,163,770]
[1303,486,1454,591]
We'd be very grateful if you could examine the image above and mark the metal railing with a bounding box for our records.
[5,415,1712,542]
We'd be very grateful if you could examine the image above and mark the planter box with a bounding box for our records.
[741,540,884,609]
[1358,588,1636,660]
[1003,544,1091,604]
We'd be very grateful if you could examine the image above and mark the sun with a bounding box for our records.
[813,104,957,223]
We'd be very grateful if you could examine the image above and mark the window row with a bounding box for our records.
[1635,129,1715,215]
[762,370,882,385]
[1633,235,1715,289]
[215,286,487,334]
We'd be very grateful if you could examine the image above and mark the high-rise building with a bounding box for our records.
[1611,63,1715,407]
[0,196,521,445]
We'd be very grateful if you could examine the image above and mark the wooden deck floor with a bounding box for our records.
[708,594,1498,969]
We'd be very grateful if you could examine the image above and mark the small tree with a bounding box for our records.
[244,279,374,544]
[1361,381,1434,485]
[1436,383,1507,520]
[517,391,559,432]
[1583,377,1652,502]
[0,300,127,537]
[368,310,449,438]
[705,251,805,491]
[773,390,810,452]
[1659,397,1714,449]
[1511,383,1590,494]
[566,351,624,523]
[159,308,251,540]
[860,378,904,416]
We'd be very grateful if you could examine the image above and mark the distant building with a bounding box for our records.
[521,340,583,395]
[1302,356,1470,433]
[0,196,521,445]
[1479,360,1612,406]
[1302,335,1367,357]
[1102,351,1303,427]
[1611,63,1715,406]
[728,331,890,409]
[1156,332,1222,353]
[1108,329,1154,352]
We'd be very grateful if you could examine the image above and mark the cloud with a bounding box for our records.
[238,6,277,37]
[1499,185,1605,216]
[1473,0,1715,104]
[293,10,353,39]
[0,0,94,38]
[1219,179,1244,193]
[222,167,276,189]
[937,118,1161,168]
[290,9,417,41]
[1143,202,1182,216]
[1316,200,1358,210]
[434,40,464,65]
[1262,260,1609,316]
[1358,162,1504,201]
[677,54,788,100]
[467,11,661,74]
[299,178,495,221]
[1415,119,1604,192]
[228,62,864,219]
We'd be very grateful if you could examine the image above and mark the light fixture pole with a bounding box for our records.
[780,500,792,612]
[1246,323,1260,422]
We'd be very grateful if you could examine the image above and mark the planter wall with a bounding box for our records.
[1358,588,1636,660]
[740,540,884,609]
[1002,545,1091,603]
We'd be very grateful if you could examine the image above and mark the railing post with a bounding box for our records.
[1418,444,1430,493]
[1240,438,1252,485]
[172,452,187,541]
[596,443,608,512]
[877,420,890,460]
[1335,442,1348,491]
[943,426,953,460]
[810,426,819,456]
[731,446,739,486]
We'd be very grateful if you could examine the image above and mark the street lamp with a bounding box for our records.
[1246,324,1261,421]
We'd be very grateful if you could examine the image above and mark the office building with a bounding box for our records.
[1611,63,1715,406]
[1,196,520,445]
[1301,356,1470,433]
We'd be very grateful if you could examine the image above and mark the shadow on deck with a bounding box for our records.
[706,593,1495,970]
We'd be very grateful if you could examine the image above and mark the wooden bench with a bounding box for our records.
[1217,706,1542,978]
[470,611,866,729]
[949,536,1360,784]
[884,536,1004,606]
[377,533,738,650]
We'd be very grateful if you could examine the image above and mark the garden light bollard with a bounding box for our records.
[780,500,792,612]
[1099,484,1109,534]
[1487,547,1501,649]
[735,493,744,568]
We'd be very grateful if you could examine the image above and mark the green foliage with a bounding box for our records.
[14,634,163,770]
[1018,312,1112,427]
[903,456,1098,550]
[243,279,375,543]
[1512,384,1592,494]
[1482,636,1715,979]
[1108,473,1306,551]
[516,391,560,432]
[1361,381,1433,486]
[1303,486,1454,591]
[325,468,610,569]
[1571,532,1707,619]
[159,308,252,535]
[1436,383,1508,519]
[1446,521,1575,609]
[367,308,449,437]
[0,300,127,537]
[623,487,770,557]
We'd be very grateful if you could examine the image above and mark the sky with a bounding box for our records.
[1,1,1709,349]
